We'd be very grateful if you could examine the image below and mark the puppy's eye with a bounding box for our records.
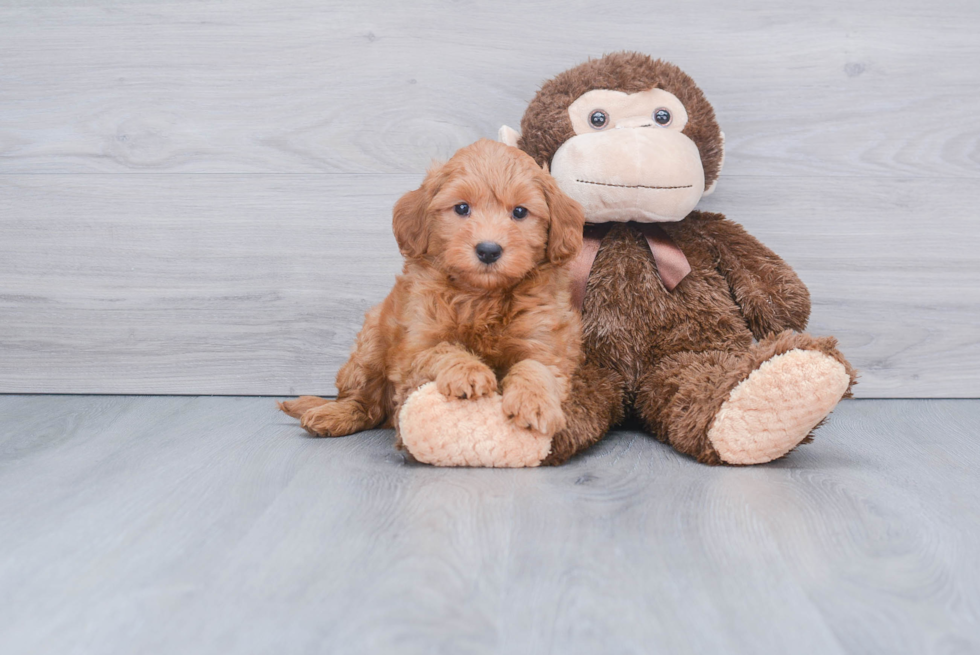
[653,108,672,126]
[512,206,528,220]
[453,203,470,216]
[589,110,608,129]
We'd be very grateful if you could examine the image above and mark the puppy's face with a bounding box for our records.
[426,155,551,290]
[393,139,584,290]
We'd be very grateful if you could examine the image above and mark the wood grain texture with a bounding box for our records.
[2,174,977,396]
[1,0,977,178]
[1,0,978,396]
[0,396,978,654]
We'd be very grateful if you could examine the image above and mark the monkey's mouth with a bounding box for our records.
[575,179,692,190]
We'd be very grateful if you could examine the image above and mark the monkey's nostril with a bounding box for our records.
[475,241,503,264]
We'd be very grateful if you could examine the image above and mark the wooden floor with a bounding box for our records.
[1,397,978,654]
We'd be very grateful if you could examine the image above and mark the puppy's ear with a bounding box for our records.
[392,188,430,259]
[393,163,446,259]
[539,174,584,265]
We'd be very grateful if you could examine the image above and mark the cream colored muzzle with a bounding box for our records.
[550,127,705,223]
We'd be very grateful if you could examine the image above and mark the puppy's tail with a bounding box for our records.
[277,395,331,418]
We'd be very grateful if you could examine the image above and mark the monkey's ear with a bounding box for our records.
[498,125,520,148]
[539,175,585,265]
[393,163,446,259]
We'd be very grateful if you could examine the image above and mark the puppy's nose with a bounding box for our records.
[475,241,503,264]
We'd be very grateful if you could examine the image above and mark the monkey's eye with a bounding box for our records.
[589,110,608,129]
[453,203,470,216]
[653,108,672,126]
[512,206,528,220]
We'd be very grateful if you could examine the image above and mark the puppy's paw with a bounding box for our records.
[436,360,498,400]
[299,400,365,437]
[502,385,566,436]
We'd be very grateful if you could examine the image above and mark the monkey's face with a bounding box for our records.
[549,88,705,223]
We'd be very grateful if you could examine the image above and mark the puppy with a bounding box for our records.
[279,139,584,441]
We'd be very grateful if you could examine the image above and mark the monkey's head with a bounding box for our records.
[499,52,724,224]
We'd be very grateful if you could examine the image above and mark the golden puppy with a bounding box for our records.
[280,139,584,440]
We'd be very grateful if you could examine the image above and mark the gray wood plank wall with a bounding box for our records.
[1,0,978,397]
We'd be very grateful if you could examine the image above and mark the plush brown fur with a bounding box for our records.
[520,54,857,465]
[280,139,585,440]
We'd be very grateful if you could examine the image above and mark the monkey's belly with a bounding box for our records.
[580,224,752,391]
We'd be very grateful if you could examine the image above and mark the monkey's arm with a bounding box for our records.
[696,213,811,338]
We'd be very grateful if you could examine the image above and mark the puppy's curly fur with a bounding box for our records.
[280,139,585,441]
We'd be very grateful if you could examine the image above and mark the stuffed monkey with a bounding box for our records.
[401,52,858,466]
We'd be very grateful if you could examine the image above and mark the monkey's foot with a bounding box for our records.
[398,383,552,467]
[707,349,851,465]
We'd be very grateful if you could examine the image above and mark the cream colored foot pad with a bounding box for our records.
[708,350,850,465]
[398,383,552,467]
